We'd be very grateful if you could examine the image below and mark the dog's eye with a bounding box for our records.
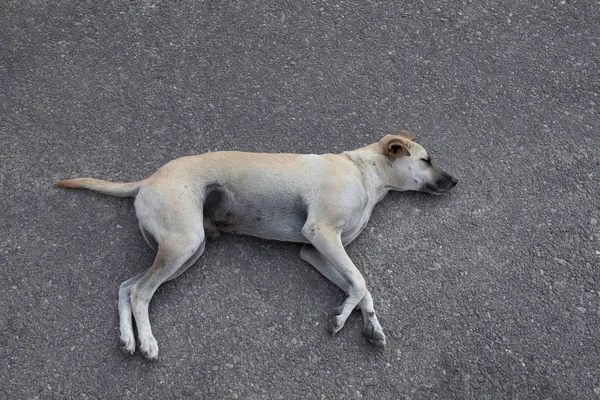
[421,157,432,165]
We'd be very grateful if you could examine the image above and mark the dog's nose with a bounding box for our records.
[450,176,458,187]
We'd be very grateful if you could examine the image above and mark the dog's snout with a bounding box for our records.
[435,174,457,191]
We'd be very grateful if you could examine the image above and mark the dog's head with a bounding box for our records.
[380,131,458,194]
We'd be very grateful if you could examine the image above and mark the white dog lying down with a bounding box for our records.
[58,130,457,359]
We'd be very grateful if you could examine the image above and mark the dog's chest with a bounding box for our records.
[339,194,380,245]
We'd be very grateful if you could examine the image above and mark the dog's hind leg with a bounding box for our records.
[300,244,385,347]
[118,234,205,357]
[166,239,206,282]
[118,213,206,356]
[140,224,158,252]
[130,230,205,360]
[118,272,144,355]
[122,185,207,359]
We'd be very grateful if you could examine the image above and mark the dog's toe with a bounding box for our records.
[362,323,386,348]
[139,337,159,360]
[329,316,344,335]
[329,308,345,335]
[119,333,136,356]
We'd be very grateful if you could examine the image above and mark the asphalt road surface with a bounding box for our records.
[2,1,599,399]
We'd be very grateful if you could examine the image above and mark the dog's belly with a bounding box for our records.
[203,183,310,243]
[216,215,309,243]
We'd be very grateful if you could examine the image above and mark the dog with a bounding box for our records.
[57,130,457,359]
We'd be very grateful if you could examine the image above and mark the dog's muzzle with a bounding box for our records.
[422,173,458,194]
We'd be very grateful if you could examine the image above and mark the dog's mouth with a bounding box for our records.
[421,175,458,195]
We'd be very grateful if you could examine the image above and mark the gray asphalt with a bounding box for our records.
[1,1,599,399]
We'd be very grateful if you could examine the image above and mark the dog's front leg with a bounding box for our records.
[300,245,386,347]
[301,223,368,335]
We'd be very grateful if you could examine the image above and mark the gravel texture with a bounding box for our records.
[1,0,599,399]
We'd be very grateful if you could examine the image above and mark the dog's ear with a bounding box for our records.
[380,135,412,157]
[395,130,416,141]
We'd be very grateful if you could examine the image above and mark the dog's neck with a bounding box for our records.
[343,144,397,201]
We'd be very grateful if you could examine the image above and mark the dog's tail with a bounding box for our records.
[57,177,142,198]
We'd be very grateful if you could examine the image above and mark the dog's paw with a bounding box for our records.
[139,337,159,360]
[329,306,345,335]
[119,333,136,356]
[362,322,386,348]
